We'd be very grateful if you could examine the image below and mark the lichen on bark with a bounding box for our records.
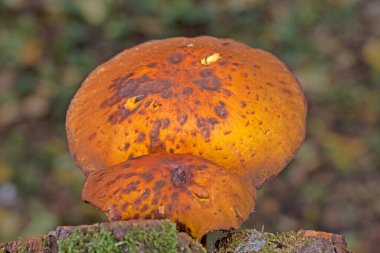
[214,229,349,253]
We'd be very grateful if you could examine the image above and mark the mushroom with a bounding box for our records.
[66,36,306,188]
[82,153,256,240]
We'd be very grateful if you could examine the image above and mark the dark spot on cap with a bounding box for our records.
[223,130,231,135]
[208,117,219,125]
[147,62,158,68]
[145,99,154,107]
[214,101,228,119]
[266,82,275,87]
[171,192,179,203]
[149,139,166,153]
[93,174,104,183]
[183,87,193,95]
[149,120,166,152]
[196,117,206,128]
[150,120,162,139]
[282,88,292,94]
[141,172,154,182]
[102,74,174,124]
[195,164,208,170]
[109,212,121,221]
[223,89,233,96]
[199,69,213,77]
[107,170,131,186]
[167,53,185,64]
[96,170,107,177]
[152,197,159,205]
[141,204,148,212]
[241,101,247,108]
[123,181,140,194]
[154,180,166,191]
[144,213,153,219]
[172,167,188,186]
[178,114,188,125]
[136,132,146,143]
[134,198,143,206]
[107,103,138,124]
[170,148,174,153]
[88,133,97,142]
[142,79,171,94]
[102,74,150,108]
[201,128,210,139]
[141,189,151,199]
[161,89,172,99]
[194,99,200,105]
[193,70,221,91]
[121,202,129,211]
[218,61,228,66]
[162,118,170,129]
[222,42,230,46]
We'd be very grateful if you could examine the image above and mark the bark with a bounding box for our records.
[214,229,350,253]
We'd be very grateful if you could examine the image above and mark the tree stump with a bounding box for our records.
[0,220,350,252]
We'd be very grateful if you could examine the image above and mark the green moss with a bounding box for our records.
[257,231,314,252]
[42,235,51,251]
[57,221,179,253]
[120,221,178,253]
[58,228,121,253]
[17,237,27,253]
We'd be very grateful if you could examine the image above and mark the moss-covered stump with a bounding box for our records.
[0,221,351,253]
[0,220,206,253]
[214,229,350,253]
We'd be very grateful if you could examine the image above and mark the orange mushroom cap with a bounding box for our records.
[66,36,307,187]
[81,153,256,240]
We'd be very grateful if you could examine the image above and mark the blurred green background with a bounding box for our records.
[0,0,379,252]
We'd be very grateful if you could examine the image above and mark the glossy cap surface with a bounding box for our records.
[67,36,307,187]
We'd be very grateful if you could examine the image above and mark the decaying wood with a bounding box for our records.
[301,230,349,253]
[214,229,350,253]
